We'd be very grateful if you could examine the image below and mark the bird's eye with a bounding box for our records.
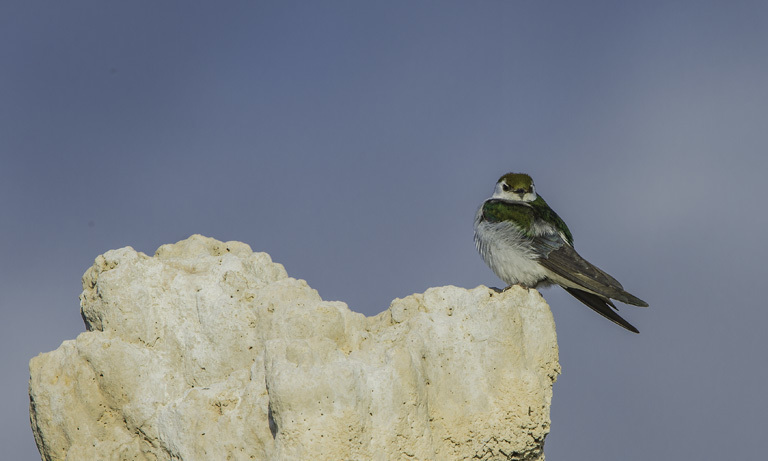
[502,183,510,191]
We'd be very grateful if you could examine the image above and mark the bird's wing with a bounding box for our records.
[533,239,649,307]
[564,288,639,333]
[530,195,574,245]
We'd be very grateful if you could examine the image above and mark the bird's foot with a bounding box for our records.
[508,283,533,291]
[492,284,530,294]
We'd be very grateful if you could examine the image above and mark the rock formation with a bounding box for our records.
[29,235,560,460]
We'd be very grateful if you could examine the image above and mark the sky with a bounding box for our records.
[2,1,767,459]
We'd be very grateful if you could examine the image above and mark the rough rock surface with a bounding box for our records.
[29,235,560,460]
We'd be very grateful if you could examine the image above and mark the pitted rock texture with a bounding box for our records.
[29,235,559,460]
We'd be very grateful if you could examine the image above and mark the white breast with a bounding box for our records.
[473,207,551,288]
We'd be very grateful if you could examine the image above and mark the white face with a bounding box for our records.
[491,179,537,202]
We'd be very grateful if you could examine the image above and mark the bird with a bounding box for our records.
[473,172,648,333]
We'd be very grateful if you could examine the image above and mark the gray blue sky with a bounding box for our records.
[3,1,767,459]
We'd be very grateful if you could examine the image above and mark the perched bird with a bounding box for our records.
[474,172,648,333]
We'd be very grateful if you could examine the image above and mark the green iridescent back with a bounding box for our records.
[481,195,574,246]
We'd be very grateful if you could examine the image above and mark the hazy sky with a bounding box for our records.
[3,1,767,459]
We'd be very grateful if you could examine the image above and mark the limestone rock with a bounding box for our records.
[29,235,560,460]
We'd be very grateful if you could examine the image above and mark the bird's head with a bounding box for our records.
[492,172,537,202]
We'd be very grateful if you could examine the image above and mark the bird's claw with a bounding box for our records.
[490,284,529,294]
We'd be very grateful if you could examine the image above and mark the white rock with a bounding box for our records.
[29,235,560,460]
